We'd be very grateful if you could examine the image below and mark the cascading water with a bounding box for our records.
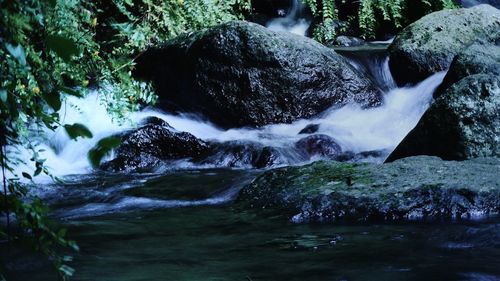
[266,0,311,36]
[9,55,446,182]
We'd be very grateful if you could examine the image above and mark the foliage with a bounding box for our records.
[304,0,459,41]
[0,0,250,279]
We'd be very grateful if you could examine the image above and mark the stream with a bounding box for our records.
[1,2,500,280]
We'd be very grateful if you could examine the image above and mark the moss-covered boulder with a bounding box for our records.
[135,20,382,128]
[238,156,500,222]
[386,74,500,161]
[437,43,500,93]
[388,5,500,85]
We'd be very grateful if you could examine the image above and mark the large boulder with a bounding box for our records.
[238,156,500,222]
[438,43,500,93]
[101,120,210,172]
[135,20,382,128]
[388,5,500,85]
[386,74,500,161]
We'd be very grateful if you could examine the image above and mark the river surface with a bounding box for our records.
[1,19,499,280]
[2,170,499,281]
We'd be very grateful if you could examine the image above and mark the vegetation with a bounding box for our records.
[0,0,465,279]
[303,0,459,41]
[0,0,249,279]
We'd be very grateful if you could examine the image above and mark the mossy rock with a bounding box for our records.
[387,74,500,161]
[238,156,500,222]
[389,5,500,85]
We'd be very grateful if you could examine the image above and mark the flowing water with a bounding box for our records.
[266,0,311,36]
[2,12,499,281]
[2,171,499,281]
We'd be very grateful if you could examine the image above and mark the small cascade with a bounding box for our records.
[266,0,311,36]
[7,55,446,180]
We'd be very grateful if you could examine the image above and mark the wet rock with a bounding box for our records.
[139,116,173,127]
[200,141,296,169]
[331,36,365,47]
[199,141,265,168]
[135,20,382,128]
[254,146,288,168]
[437,43,500,94]
[386,74,500,161]
[101,122,210,172]
[298,124,320,134]
[238,156,500,222]
[388,5,500,85]
[295,134,342,159]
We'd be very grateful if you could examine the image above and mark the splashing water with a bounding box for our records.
[266,0,311,36]
[7,56,446,180]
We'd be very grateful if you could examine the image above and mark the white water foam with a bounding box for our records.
[266,0,311,36]
[6,61,446,180]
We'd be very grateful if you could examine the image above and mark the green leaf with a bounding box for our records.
[42,91,61,111]
[5,44,26,65]
[46,35,79,61]
[22,172,32,180]
[59,86,82,97]
[34,167,42,176]
[58,265,75,277]
[0,89,7,103]
[64,123,93,140]
[88,136,121,168]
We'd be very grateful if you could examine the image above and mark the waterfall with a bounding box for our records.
[5,55,446,181]
[266,0,311,36]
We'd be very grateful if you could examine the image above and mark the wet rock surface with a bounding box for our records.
[135,20,382,128]
[388,5,500,85]
[387,74,500,161]
[437,43,500,94]
[101,120,210,172]
[295,134,342,159]
[238,156,500,222]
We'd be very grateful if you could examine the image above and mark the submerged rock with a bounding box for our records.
[101,121,210,172]
[331,36,365,47]
[199,141,300,169]
[199,141,267,168]
[135,20,382,128]
[295,134,342,159]
[388,5,500,85]
[238,156,500,222]
[298,124,320,135]
[386,74,500,161]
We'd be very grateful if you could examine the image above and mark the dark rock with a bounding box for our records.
[199,141,296,169]
[139,116,173,127]
[199,141,265,168]
[135,20,383,128]
[254,146,286,168]
[298,124,320,134]
[388,5,500,85]
[295,134,342,159]
[386,74,500,162]
[101,123,210,172]
[331,36,365,47]
[238,156,500,222]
